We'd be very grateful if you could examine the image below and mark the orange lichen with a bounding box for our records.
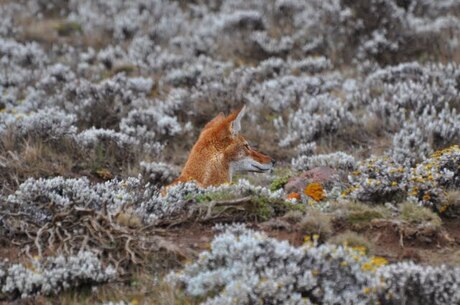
[304,183,325,201]
[287,192,301,201]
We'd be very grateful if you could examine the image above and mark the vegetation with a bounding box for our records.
[0,0,459,304]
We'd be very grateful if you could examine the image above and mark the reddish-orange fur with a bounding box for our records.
[165,107,273,190]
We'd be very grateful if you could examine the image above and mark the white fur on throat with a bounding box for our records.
[229,157,273,181]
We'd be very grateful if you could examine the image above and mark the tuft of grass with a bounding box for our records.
[112,64,138,76]
[47,273,201,305]
[0,136,77,192]
[329,231,373,255]
[282,210,304,224]
[399,202,442,229]
[192,193,305,223]
[299,210,333,242]
[55,21,83,36]
[341,201,390,228]
[442,191,460,216]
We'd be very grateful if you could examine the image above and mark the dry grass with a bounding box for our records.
[33,273,201,305]
[0,136,77,193]
[0,130,152,193]
[298,210,333,242]
[329,231,374,255]
[281,210,304,224]
[399,202,442,229]
[445,191,460,216]
[333,201,391,229]
[1,200,186,276]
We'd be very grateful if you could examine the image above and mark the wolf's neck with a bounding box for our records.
[181,152,231,186]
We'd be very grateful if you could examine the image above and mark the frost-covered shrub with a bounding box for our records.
[169,226,460,305]
[137,179,285,225]
[292,142,356,171]
[0,38,46,68]
[76,127,163,154]
[41,63,76,86]
[96,45,128,70]
[407,145,460,211]
[0,252,115,298]
[6,175,284,227]
[250,31,293,55]
[140,161,178,185]
[275,93,355,147]
[390,121,434,165]
[160,56,233,88]
[119,107,184,144]
[67,0,186,41]
[249,75,342,113]
[136,182,205,225]
[13,109,78,141]
[357,62,460,164]
[345,145,460,211]
[4,73,155,132]
[168,226,374,305]
[0,3,24,37]
[7,176,140,222]
[290,56,333,74]
[376,262,460,305]
[346,156,408,203]
[0,38,47,92]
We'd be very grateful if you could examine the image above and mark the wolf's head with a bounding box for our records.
[201,105,275,175]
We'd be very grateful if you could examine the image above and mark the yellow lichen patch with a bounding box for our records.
[361,262,374,272]
[370,256,388,267]
[351,245,367,256]
[362,287,372,294]
[431,145,459,159]
[304,183,326,201]
[361,256,388,272]
[439,204,449,213]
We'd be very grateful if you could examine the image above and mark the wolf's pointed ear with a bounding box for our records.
[229,105,246,135]
[204,112,225,130]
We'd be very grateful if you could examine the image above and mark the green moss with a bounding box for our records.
[193,191,237,203]
[250,196,306,221]
[248,196,275,221]
[270,174,291,192]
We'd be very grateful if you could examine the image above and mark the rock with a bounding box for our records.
[284,166,337,194]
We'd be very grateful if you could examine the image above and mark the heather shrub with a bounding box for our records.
[345,156,408,203]
[0,252,115,299]
[169,226,460,305]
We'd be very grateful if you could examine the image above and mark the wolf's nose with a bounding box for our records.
[271,160,276,166]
